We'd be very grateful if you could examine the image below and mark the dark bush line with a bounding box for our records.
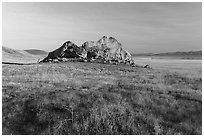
[2,62,36,65]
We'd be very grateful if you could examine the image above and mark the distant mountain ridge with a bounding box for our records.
[132,51,202,59]
[154,51,202,56]
[2,46,47,63]
[132,51,202,56]
[3,46,33,58]
[24,49,47,55]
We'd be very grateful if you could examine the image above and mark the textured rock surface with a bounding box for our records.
[42,41,85,62]
[41,36,135,65]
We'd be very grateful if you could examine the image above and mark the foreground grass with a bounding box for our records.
[2,62,202,135]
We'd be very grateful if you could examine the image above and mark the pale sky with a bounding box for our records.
[2,2,202,53]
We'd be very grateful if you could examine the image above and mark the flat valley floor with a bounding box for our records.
[2,59,202,135]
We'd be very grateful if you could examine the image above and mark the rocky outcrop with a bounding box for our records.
[41,41,85,62]
[41,36,135,65]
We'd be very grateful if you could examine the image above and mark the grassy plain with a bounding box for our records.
[133,58,202,77]
[2,60,202,135]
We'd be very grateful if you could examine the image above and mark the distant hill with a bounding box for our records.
[2,46,47,63]
[3,46,33,58]
[24,49,47,55]
[132,51,202,60]
[154,51,202,56]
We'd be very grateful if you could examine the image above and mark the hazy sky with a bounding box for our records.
[3,2,202,53]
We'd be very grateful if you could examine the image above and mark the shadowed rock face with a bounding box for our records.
[41,36,135,65]
[42,41,85,62]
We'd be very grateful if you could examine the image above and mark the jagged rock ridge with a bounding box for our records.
[41,36,135,65]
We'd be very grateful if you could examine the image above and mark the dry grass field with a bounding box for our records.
[2,60,202,135]
[133,58,202,77]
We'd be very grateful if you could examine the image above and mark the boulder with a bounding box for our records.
[143,64,151,69]
[41,36,135,66]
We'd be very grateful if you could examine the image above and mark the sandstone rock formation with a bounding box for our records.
[41,36,135,65]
